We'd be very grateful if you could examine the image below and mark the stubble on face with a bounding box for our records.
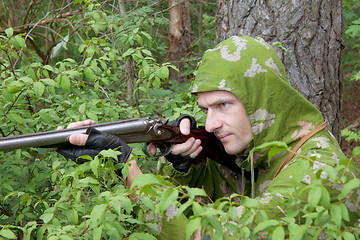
[197,90,253,155]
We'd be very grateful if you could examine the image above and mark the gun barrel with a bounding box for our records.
[0,118,153,151]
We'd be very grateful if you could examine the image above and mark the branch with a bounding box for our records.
[0,10,82,35]
[344,117,360,130]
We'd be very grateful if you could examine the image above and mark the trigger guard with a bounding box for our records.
[143,142,173,157]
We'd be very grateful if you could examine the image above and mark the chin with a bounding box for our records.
[224,144,246,155]
[224,147,237,155]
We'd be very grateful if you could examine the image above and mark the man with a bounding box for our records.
[59,36,359,237]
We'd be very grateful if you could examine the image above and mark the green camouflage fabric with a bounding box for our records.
[157,36,360,238]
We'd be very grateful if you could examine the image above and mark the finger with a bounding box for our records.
[68,133,89,146]
[171,137,196,156]
[182,139,202,157]
[148,143,157,156]
[179,118,191,135]
[57,126,64,130]
[189,145,203,159]
[67,119,95,129]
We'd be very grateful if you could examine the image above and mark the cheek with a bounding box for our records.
[232,115,252,136]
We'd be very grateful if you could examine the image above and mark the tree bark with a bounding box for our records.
[168,0,192,82]
[216,0,344,141]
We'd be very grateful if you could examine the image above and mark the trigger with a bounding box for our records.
[143,143,173,157]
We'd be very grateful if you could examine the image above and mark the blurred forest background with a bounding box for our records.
[0,0,359,239]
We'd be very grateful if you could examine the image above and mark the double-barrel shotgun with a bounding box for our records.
[0,117,238,169]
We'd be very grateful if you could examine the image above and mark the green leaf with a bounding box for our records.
[288,223,307,240]
[141,49,152,56]
[79,103,86,113]
[7,85,21,94]
[292,159,309,188]
[33,82,45,99]
[60,75,71,92]
[184,186,207,200]
[7,113,25,124]
[251,141,288,153]
[69,208,78,225]
[122,48,135,58]
[5,28,14,37]
[19,76,34,83]
[93,225,102,240]
[240,196,259,208]
[319,186,330,208]
[158,66,169,80]
[90,204,107,228]
[342,231,355,240]
[84,67,96,81]
[352,146,360,157]
[157,188,179,213]
[192,202,203,215]
[321,164,337,181]
[41,78,57,87]
[39,109,54,124]
[40,208,55,224]
[0,229,17,239]
[10,36,20,50]
[186,217,201,240]
[268,146,286,161]
[271,225,285,240]
[176,200,192,218]
[338,178,360,200]
[15,35,27,50]
[254,219,279,233]
[130,174,161,189]
[2,88,14,102]
[129,233,157,240]
[339,202,350,222]
[90,157,100,178]
[308,186,321,209]
[330,204,342,228]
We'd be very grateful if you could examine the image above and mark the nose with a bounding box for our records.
[205,110,222,133]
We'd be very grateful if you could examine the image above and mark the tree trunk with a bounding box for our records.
[117,0,136,105]
[168,0,192,82]
[216,0,344,141]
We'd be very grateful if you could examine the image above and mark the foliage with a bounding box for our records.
[0,0,359,239]
[0,0,201,238]
[343,0,360,81]
[342,129,360,143]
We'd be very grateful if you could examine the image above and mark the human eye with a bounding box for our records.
[221,102,229,108]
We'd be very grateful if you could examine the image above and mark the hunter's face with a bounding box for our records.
[197,90,253,155]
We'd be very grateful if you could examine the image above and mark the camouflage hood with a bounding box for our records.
[192,36,325,158]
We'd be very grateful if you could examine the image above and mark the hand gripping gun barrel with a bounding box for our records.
[0,117,238,169]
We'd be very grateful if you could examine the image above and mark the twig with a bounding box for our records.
[344,117,360,130]
[1,10,82,35]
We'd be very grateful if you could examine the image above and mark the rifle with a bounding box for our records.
[0,117,238,170]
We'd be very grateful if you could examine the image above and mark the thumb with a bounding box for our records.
[179,118,191,135]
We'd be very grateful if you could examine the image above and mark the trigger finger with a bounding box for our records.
[148,143,157,156]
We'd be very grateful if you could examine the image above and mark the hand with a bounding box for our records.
[56,119,94,146]
[170,117,203,159]
[150,115,203,172]
[56,120,132,164]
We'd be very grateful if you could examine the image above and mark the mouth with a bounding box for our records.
[216,133,231,142]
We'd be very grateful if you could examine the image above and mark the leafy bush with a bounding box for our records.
[343,0,360,81]
[0,1,359,239]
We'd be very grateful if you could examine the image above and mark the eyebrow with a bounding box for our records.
[198,97,235,108]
